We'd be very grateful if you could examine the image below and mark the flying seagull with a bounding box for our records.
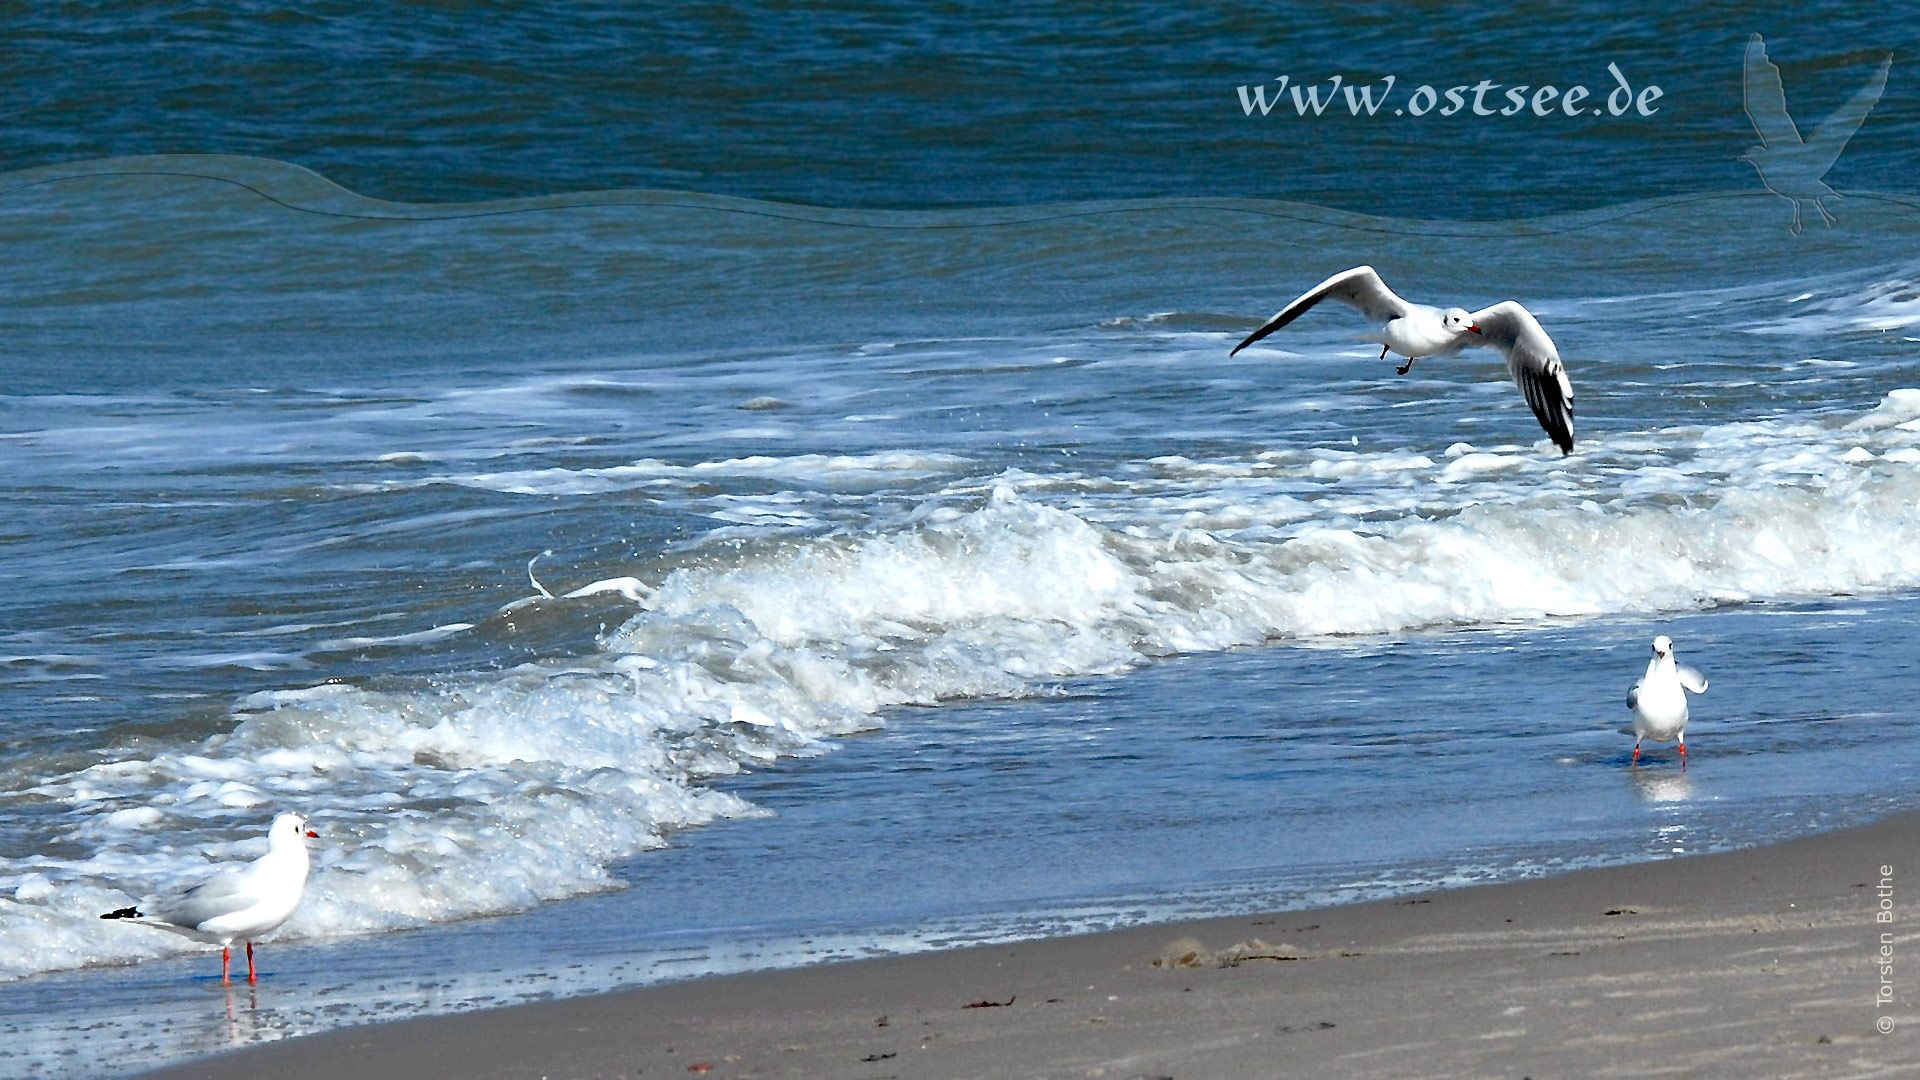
[1741,34,1892,234]
[1230,265,1575,453]
[1626,635,1709,767]
[102,812,317,983]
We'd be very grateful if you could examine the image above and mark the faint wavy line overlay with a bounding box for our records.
[2,157,1919,239]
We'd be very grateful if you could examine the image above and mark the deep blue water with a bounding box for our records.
[3,2,1918,212]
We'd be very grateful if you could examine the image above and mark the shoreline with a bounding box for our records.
[143,806,1918,1080]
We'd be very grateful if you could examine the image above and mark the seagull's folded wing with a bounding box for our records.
[1231,265,1410,355]
[152,868,259,930]
[1677,666,1709,694]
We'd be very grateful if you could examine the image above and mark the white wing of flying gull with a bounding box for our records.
[1466,301,1575,455]
[1230,266,1414,357]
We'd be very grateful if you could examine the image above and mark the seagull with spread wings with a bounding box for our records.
[1231,265,1575,454]
[1740,33,1892,234]
[1627,635,1710,767]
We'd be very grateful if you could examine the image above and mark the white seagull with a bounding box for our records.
[102,812,317,982]
[1230,265,1576,454]
[1626,635,1709,767]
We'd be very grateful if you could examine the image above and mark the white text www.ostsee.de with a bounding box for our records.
[1237,64,1663,118]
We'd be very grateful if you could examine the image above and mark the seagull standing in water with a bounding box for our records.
[101,812,317,983]
[1627,635,1710,767]
[1230,265,1576,454]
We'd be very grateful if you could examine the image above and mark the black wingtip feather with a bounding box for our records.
[101,906,140,920]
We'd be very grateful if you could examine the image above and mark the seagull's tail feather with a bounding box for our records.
[100,906,142,920]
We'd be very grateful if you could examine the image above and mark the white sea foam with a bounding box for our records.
[308,623,476,654]
[1748,275,1920,335]
[5,392,1920,981]
[385,451,975,497]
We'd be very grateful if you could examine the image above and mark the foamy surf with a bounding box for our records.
[381,451,976,497]
[4,390,1920,982]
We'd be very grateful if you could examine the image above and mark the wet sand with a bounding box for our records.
[143,808,1918,1079]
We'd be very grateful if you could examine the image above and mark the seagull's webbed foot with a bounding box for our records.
[1378,344,1390,361]
[1395,356,1417,376]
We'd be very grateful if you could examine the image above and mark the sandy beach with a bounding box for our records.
[142,808,1916,1080]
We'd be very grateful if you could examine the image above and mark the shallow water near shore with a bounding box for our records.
[6,592,1920,1076]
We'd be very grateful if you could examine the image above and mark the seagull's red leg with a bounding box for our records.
[1631,741,1640,765]
[1679,741,1687,770]
[246,942,257,983]
[221,946,230,983]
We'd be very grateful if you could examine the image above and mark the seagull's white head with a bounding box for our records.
[269,812,318,846]
[1441,308,1479,335]
[1651,635,1674,659]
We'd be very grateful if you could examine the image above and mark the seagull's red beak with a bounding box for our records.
[1467,323,1483,335]
[306,830,319,838]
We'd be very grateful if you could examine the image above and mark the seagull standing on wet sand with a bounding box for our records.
[1627,635,1710,767]
[1230,265,1576,454]
[101,812,317,983]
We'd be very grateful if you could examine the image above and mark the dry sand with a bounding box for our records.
[144,809,1919,1079]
